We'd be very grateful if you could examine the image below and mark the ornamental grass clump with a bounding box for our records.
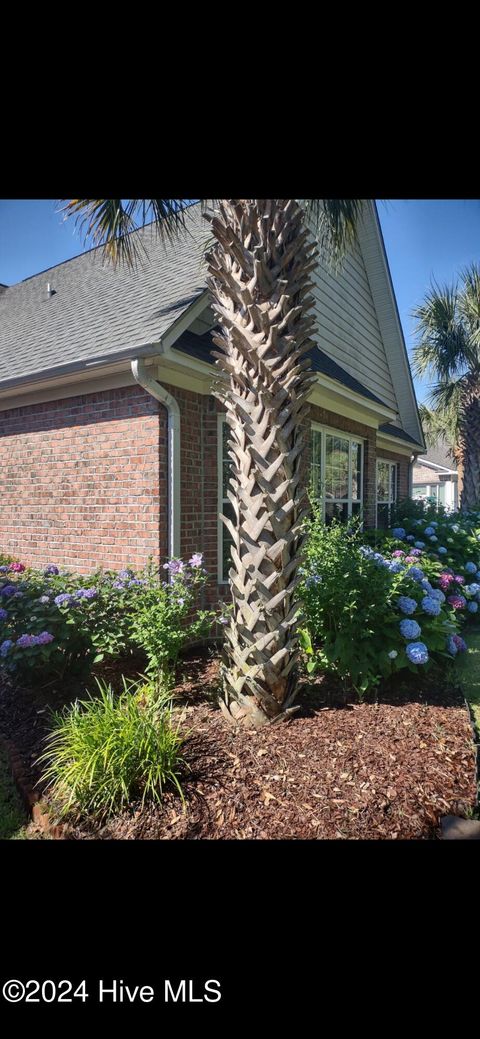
[38,678,185,819]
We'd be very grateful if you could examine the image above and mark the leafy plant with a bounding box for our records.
[299,513,460,696]
[38,677,185,819]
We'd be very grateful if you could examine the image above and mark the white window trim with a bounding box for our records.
[310,422,365,522]
[376,458,398,525]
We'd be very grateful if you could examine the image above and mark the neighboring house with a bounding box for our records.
[0,201,425,596]
[412,439,458,511]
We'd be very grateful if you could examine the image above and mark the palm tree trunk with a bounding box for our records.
[205,200,317,727]
[460,380,480,510]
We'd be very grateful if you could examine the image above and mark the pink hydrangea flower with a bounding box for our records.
[9,563,25,573]
[392,550,405,558]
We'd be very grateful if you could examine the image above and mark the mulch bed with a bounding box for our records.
[0,650,477,840]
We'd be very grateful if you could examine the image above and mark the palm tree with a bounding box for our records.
[412,264,480,510]
[62,198,364,727]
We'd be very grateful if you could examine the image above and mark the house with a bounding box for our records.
[412,439,458,511]
[0,201,425,596]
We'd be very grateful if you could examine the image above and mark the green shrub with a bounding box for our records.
[298,513,459,696]
[38,678,185,819]
[0,555,216,686]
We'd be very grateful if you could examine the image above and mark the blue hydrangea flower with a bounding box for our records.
[429,535,438,543]
[388,650,398,659]
[421,596,441,616]
[446,636,458,656]
[414,541,425,549]
[54,593,74,607]
[468,601,479,613]
[0,585,17,597]
[38,595,50,604]
[424,527,435,536]
[392,527,406,539]
[430,522,438,528]
[406,641,429,665]
[306,575,322,588]
[388,561,404,573]
[359,546,374,558]
[451,524,460,534]
[467,583,480,595]
[408,567,424,582]
[406,535,415,543]
[421,579,434,593]
[0,639,13,657]
[429,588,445,603]
[397,596,417,615]
[465,562,477,574]
[438,547,447,554]
[0,608,7,622]
[400,619,422,639]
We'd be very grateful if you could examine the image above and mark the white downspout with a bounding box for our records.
[131,358,181,560]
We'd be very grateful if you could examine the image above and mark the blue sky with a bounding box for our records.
[1,199,479,403]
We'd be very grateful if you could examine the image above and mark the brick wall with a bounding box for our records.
[0,385,167,573]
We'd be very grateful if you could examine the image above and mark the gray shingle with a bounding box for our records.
[0,205,209,385]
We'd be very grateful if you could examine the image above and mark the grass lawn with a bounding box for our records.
[0,744,29,839]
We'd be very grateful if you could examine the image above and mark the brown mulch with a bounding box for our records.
[54,652,477,841]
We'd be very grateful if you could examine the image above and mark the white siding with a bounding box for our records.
[305,208,399,414]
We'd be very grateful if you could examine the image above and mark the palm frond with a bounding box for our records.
[458,262,480,348]
[59,199,195,268]
[418,401,458,448]
[304,199,365,269]
[411,279,473,380]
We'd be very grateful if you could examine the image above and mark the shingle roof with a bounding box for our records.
[379,422,424,447]
[0,205,209,386]
[172,329,389,408]
[418,438,457,470]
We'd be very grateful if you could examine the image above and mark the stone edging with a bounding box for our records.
[0,735,67,839]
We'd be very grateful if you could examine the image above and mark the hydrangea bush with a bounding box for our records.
[0,554,214,685]
[298,515,461,696]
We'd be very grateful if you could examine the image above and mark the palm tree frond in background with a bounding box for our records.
[304,199,365,269]
[59,199,194,268]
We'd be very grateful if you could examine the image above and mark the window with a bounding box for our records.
[218,416,235,583]
[310,426,363,523]
[376,460,398,528]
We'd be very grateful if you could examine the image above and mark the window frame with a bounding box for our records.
[376,458,399,527]
[310,422,365,523]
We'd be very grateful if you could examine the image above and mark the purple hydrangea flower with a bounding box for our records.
[0,608,7,622]
[35,631,54,645]
[447,594,467,610]
[44,565,59,576]
[188,553,204,568]
[75,587,97,600]
[113,581,126,590]
[397,596,417,616]
[118,569,134,580]
[0,639,13,657]
[163,559,185,576]
[400,619,422,640]
[54,593,74,607]
[410,548,422,557]
[454,575,465,585]
[38,595,50,604]
[0,566,9,574]
[406,641,429,665]
[16,634,37,648]
[0,585,17,597]
[422,596,441,617]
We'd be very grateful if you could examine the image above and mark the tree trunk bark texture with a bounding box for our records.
[205,199,317,727]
